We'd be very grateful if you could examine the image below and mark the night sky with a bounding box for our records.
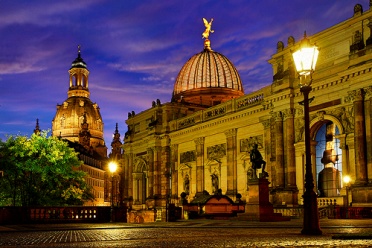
[0,0,365,152]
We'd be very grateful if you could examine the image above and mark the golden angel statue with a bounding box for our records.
[202,18,214,39]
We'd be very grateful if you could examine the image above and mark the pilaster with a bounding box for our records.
[225,128,238,197]
[194,137,205,195]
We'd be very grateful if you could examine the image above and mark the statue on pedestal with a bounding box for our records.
[249,144,268,179]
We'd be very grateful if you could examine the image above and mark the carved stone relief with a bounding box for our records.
[180,150,196,164]
[332,106,354,133]
[207,144,226,162]
[294,117,305,142]
[133,156,148,173]
[240,135,263,152]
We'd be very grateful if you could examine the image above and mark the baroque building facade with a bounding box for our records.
[51,48,117,206]
[121,4,372,222]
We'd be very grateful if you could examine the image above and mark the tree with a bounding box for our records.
[0,131,94,206]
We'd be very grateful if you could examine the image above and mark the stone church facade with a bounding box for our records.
[120,3,372,222]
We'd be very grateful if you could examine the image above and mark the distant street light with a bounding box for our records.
[343,175,351,208]
[108,161,117,222]
[292,31,322,235]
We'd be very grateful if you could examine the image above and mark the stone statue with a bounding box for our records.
[211,174,219,194]
[250,144,268,178]
[183,174,190,194]
[202,18,214,39]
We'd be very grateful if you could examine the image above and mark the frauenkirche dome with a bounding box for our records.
[52,46,107,157]
[172,18,244,107]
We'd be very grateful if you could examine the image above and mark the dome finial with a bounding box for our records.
[202,18,214,51]
[77,44,81,57]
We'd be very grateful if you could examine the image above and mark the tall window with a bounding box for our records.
[315,122,343,197]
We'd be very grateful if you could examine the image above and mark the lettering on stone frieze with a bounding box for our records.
[240,135,263,152]
[180,151,196,163]
[178,117,195,129]
[237,94,264,109]
[205,106,226,120]
[317,41,348,65]
[332,106,355,133]
[207,144,226,162]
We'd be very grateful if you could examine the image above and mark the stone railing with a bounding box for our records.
[273,207,303,218]
[0,206,127,224]
[174,90,265,130]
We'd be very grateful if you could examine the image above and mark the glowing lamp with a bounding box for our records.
[108,161,117,173]
[343,175,351,185]
[292,32,319,78]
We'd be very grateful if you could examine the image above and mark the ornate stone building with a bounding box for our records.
[121,4,372,222]
[52,48,115,206]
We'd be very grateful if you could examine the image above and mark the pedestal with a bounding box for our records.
[244,178,290,222]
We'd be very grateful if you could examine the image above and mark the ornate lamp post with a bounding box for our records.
[108,161,117,222]
[292,32,322,235]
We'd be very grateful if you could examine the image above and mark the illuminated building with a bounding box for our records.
[51,47,116,206]
[121,5,372,222]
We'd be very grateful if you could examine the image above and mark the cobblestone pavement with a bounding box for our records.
[0,219,371,247]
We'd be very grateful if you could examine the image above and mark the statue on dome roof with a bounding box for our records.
[202,18,214,39]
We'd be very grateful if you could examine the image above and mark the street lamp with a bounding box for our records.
[343,175,351,207]
[292,32,322,235]
[108,161,117,222]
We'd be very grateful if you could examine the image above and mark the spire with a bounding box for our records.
[68,45,90,98]
[110,123,122,159]
[33,118,41,135]
[71,44,87,69]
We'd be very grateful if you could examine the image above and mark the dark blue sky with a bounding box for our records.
[0,0,364,151]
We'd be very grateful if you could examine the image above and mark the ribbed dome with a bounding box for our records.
[172,49,244,107]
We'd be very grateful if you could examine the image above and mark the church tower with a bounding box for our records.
[52,46,107,157]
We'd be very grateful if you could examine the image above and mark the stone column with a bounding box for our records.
[194,137,205,195]
[364,86,372,182]
[274,112,284,188]
[283,109,296,187]
[261,119,272,182]
[126,153,133,200]
[349,89,367,185]
[132,172,142,204]
[225,128,237,197]
[147,148,154,198]
[161,146,171,200]
[171,144,179,200]
[151,146,162,197]
[310,140,318,192]
[337,134,349,174]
